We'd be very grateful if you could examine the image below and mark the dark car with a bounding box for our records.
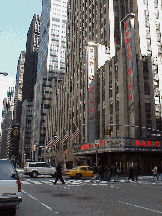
[0,159,22,215]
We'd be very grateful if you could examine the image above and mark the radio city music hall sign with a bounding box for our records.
[88,47,95,115]
[125,21,132,101]
[135,140,161,148]
[81,140,105,150]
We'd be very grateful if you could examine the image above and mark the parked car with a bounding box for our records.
[64,166,94,179]
[24,162,56,178]
[0,159,22,215]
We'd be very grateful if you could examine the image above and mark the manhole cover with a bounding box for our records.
[76,197,94,200]
[52,194,73,197]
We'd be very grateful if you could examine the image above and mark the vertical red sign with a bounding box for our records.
[125,21,132,101]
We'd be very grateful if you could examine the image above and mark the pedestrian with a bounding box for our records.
[104,164,108,181]
[121,165,124,175]
[108,165,111,181]
[99,164,104,182]
[92,164,98,183]
[128,165,134,181]
[109,165,113,178]
[53,164,65,184]
[157,165,161,181]
[114,165,119,182]
[134,164,138,181]
[152,166,158,180]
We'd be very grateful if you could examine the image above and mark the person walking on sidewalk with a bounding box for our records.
[157,165,161,181]
[99,164,104,182]
[128,165,134,181]
[92,164,98,183]
[152,166,158,180]
[53,164,65,184]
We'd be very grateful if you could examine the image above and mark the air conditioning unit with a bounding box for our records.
[105,47,110,54]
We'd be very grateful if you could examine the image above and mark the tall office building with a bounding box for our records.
[11,51,25,163]
[44,0,162,172]
[13,51,25,126]
[22,14,40,102]
[1,87,14,158]
[19,14,40,165]
[31,0,68,161]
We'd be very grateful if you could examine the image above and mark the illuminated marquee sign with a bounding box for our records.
[88,47,95,115]
[125,21,132,101]
[135,140,161,148]
[81,140,105,150]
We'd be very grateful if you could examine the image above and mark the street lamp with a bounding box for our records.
[120,13,135,49]
[0,71,8,76]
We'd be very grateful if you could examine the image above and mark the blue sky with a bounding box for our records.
[0,0,42,131]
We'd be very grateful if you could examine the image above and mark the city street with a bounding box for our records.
[14,169,162,215]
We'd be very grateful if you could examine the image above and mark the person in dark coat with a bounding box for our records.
[128,165,134,181]
[104,164,108,181]
[53,164,65,184]
[121,165,124,175]
[107,165,111,181]
[92,164,98,183]
[99,164,104,182]
[157,165,161,181]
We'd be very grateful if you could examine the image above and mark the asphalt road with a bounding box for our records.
[14,171,162,216]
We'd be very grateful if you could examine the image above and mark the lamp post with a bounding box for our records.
[0,71,8,76]
[120,13,135,49]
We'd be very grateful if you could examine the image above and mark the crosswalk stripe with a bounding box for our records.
[21,179,162,186]
[21,181,31,184]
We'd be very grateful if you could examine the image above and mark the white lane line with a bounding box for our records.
[41,180,53,184]
[29,180,42,184]
[22,190,53,212]
[118,201,162,214]
[21,181,31,184]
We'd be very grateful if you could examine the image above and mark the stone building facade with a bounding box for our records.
[44,0,162,173]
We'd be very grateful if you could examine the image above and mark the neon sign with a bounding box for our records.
[135,140,161,148]
[81,140,105,150]
[88,47,95,115]
[125,21,132,101]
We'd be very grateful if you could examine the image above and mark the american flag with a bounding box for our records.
[47,138,52,147]
[62,130,70,144]
[72,124,80,142]
[53,133,61,146]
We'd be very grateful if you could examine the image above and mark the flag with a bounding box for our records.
[53,133,61,146]
[47,138,52,147]
[72,124,80,142]
[62,129,70,144]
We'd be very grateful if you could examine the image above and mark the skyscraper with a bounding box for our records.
[44,0,162,172]
[31,0,68,161]
[1,87,14,158]
[11,51,25,163]
[19,14,40,166]
[22,14,40,102]
[13,51,25,126]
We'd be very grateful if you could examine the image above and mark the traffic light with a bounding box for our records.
[105,127,111,136]
[108,128,111,136]
[13,130,17,136]
[105,128,109,135]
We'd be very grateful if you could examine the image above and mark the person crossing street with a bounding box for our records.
[53,164,65,184]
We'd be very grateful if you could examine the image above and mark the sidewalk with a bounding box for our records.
[109,175,162,183]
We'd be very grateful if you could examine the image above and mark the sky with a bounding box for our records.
[0,0,42,131]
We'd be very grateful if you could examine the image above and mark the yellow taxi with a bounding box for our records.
[64,166,94,179]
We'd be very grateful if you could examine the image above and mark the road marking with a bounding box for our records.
[28,180,42,184]
[22,190,53,212]
[118,201,162,214]
[41,180,53,184]
[21,181,31,184]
